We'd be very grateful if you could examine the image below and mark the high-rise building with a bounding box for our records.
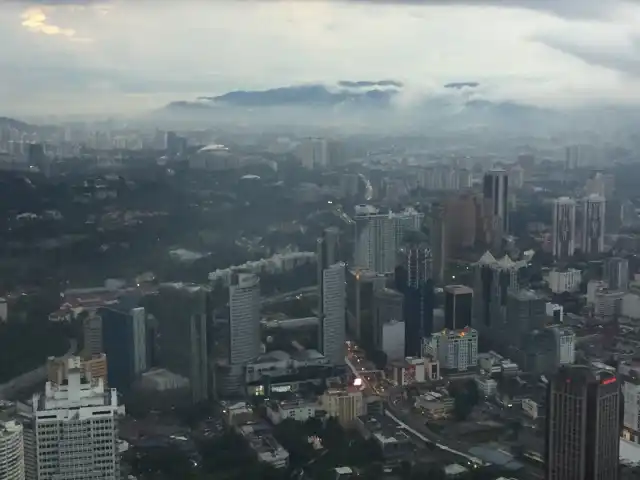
[444,193,477,252]
[0,419,24,480]
[473,251,524,333]
[317,227,338,312]
[83,313,103,358]
[549,325,575,367]
[21,367,121,480]
[346,268,384,343]
[621,364,640,443]
[47,354,108,387]
[582,194,606,255]
[430,203,447,284]
[98,302,147,392]
[148,284,210,403]
[552,197,577,259]
[372,287,404,353]
[545,365,620,480]
[604,256,629,291]
[482,169,509,246]
[353,205,423,274]
[320,263,346,366]
[505,289,546,345]
[424,327,478,372]
[229,274,261,366]
[443,285,473,330]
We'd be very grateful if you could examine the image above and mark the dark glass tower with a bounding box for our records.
[443,285,473,330]
[545,365,620,480]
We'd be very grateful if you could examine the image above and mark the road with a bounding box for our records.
[0,337,78,400]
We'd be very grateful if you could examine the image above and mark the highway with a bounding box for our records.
[0,338,78,400]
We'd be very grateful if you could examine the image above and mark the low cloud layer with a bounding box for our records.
[4,0,640,115]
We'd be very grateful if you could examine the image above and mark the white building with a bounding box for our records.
[545,303,564,323]
[549,326,575,366]
[475,377,498,397]
[229,273,261,366]
[320,387,365,427]
[622,365,640,443]
[552,197,576,259]
[0,419,25,480]
[587,280,608,305]
[582,194,606,255]
[521,398,541,420]
[547,269,582,294]
[266,399,316,425]
[424,328,478,372]
[354,206,423,274]
[594,288,624,321]
[320,263,346,365]
[20,369,122,480]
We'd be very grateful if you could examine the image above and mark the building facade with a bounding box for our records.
[20,369,121,480]
[552,197,577,259]
[545,365,620,480]
[424,327,478,372]
[443,285,473,330]
[0,419,25,480]
[582,194,606,255]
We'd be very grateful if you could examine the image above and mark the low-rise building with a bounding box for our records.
[236,422,289,469]
[354,414,413,460]
[320,386,365,427]
[424,327,478,372]
[475,377,498,398]
[266,398,316,425]
[414,391,455,419]
[547,269,582,293]
[388,357,426,386]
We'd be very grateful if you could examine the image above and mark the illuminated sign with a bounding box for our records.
[601,377,617,385]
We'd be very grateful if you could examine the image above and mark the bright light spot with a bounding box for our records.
[353,377,363,387]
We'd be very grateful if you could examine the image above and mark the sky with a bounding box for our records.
[3,0,640,115]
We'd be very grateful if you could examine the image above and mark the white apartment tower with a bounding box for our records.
[424,328,478,372]
[354,205,423,274]
[20,367,121,480]
[229,273,261,366]
[0,420,25,480]
[582,194,606,255]
[552,197,576,259]
[320,262,346,365]
[550,326,575,366]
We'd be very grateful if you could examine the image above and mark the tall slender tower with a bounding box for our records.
[582,194,606,255]
[320,263,346,365]
[545,365,620,480]
[552,197,577,259]
[482,169,509,247]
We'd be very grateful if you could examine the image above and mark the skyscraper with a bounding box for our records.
[552,197,577,259]
[482,169,509,246]
[320,263,346,365]
[443,285,473,330]
[430,203,447,284]
[604,256,629,291]
[98,302,147,392]
[229,273,261,366]
[545,365,620,480]
[148,284,210,403]
[582,194,606,255]
[0,419,24,480]
[21,366,121,480]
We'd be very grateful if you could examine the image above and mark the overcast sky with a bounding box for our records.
[3,0,640,115]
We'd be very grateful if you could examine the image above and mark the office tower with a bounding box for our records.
[295,137,329,169]
[98,302,147,392]
[229,273,261,365]
[373,288,404,349]
[317,227,338,313]
[482,169,509,246]
[21,367,121,480]
[406,243,432,290]
[0,419,24,480]
[430,203,447,284]
[508,164,524,189]
[505,289,546,345]
[320,263,346,365]
[27,143,50,177]
[424,327,478,372]
[444,285,473,330]
[83,313,103,357]
[545,365,620,480]
[473,251,524,333]
[347,268,384,343]
[552,197,577,259]
[148,284,209,403]
[582,194,606,255]
[604,256,629,291]
[444,193,477,252]
[165,131,187,157]
[621,364,640,443]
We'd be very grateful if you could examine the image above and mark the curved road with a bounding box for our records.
[0,337,78,400]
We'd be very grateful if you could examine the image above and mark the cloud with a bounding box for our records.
[20,6,92,42]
